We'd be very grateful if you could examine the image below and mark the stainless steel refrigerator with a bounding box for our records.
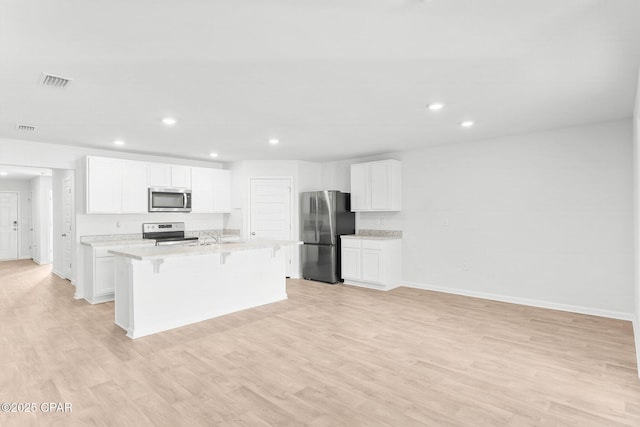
[301,191,355,283]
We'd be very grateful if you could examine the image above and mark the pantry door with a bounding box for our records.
[249,178,292,276]
[62,176,74,279]
[0,192,19,260]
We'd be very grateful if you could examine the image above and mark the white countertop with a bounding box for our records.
[80,230,241,247]
[109,240,303,261]
[341,234,402,241]
[81,238,152,247]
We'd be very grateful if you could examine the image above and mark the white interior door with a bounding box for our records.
[250,178,292,276]
[0,192,19,261]
[62,177,73,279]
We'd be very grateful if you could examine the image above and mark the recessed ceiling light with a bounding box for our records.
[461,121,474,128]
[113,140,125,146]
[428,103,445,111]
[269,138,279,145]
[0,172,7,176]
[209,152,219,158]
[162,117,177,126]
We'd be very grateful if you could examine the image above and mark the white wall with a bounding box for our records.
[321,120,634,319]
[632,69,640,375]
[400,120,633,318]
[30,176,53,265]
[228,160,322,277]
[0,179,31,258]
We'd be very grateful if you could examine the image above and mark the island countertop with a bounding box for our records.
[109,239,302,261]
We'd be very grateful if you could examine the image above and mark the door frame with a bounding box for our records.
[0,191,20,261]
[247,176,294,276]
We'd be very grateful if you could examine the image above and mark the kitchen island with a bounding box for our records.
[110,240,302,339]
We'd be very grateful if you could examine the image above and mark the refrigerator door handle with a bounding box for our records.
[314,193,320,242]
[327,191,336,245]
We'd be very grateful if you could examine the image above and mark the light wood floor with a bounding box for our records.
[1,259,640,426]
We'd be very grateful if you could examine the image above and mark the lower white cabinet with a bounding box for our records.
[83,242,155,304]
[341,237,402,291]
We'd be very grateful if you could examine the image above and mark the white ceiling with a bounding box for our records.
[1,0,639,163]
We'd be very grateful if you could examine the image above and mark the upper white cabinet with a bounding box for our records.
[86,156,226,214]
[86,157,123,214]
[121,160,148,213]
[87,157,148,214]
[211,169,231,212]
[191,167,231,213]
[350,159,401,211]
[191,167,214,213]
[148,164,191,188]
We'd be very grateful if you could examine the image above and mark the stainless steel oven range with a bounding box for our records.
[142,222,199,246]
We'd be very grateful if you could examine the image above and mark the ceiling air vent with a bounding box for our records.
[16,124,37,132]
[41,73,72,88]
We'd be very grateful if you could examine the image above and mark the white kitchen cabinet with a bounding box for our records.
[94,256,115,296]
[83,242,155,304]
[212,169,231,212]
[340,240,361,280]
[148,163,191,188]
[190,167,231,213]
[121,160,149,213]
[86,157,148,214]
[86,156,223,214]
[350,159,401,211]
[191,167,214,213]
[341,237,402,291]
[86,157,122,213]
[350,163,369,211]
[171,165,191,188]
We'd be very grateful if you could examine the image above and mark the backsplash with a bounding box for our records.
[76,213,225,238]
[356,229,402,238]
[356,211,403,232]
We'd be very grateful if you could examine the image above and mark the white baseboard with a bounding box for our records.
[401,281,634,321]
[52,269,67,280]
[344,279,399,292]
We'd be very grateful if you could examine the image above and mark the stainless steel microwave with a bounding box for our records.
[148,187,192,212]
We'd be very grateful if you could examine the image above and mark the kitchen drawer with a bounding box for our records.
[341,238,361,249]
[362,240,383,251]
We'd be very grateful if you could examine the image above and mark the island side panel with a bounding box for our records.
[114,256,133,331]
[126,247,287,339]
